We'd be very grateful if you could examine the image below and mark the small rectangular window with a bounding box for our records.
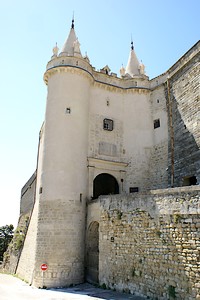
[129,187,139,193]
[154,119,160,129]
[182,176,197,186]
[103,118,113,131]
[65,107,71,114]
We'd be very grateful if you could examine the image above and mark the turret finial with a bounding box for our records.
[131,39,134,50]
[71,12,74,29]
[52,42,59,57]
[131,35,134,50]
[131,41,134,50]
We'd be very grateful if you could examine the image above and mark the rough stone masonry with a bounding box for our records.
[98,186,200,300]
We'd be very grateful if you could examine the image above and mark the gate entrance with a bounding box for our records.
[93,173,119,199]
[86,221,99,284]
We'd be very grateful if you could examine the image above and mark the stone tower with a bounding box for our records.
[16,20,157,286]
[17,19,92,288]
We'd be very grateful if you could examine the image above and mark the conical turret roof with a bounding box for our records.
[59,18,82,57]
[125,42,140,76]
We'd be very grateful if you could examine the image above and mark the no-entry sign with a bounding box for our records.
[40,263,48,271]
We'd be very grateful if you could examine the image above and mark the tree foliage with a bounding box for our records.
[0,224,14,261]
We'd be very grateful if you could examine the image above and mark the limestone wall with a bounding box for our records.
[16,199,39,284]
[166,42,200,187]
[148,84,169,189]
[99,187,200,299]
[20,172,36,215]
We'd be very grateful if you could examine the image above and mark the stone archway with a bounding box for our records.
[93,173,119,199]
[86,221,99,284]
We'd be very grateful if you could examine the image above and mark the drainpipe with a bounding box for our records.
[167,77,174,187]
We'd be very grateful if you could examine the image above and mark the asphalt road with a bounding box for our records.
[0,273,145,300]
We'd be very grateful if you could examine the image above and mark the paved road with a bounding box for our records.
[0,273,145,300]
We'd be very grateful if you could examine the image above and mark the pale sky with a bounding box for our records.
[0,0,199,228]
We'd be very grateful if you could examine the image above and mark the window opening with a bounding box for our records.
[103,118,113,131]
[154,119,160,129]
[65,107,71,114]
[182,176,197,186]
[129,187,139,193]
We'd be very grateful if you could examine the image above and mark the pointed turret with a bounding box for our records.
[139,60,146,75]
[120,64,126,77]
[125,41,140,77]
[59,18,82,57]
[52,43,59,58]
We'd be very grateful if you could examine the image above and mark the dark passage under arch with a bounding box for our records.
[93,173,119,199]
[86,221,99,284]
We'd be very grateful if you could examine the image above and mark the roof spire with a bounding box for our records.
[71,12,74,29]
[131,35,134,50]
[125,39,140,77]
[59,16,82,57]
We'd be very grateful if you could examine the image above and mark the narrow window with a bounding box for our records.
[65,107,71,114]
[103,118,113,131]
[154,119,160,129]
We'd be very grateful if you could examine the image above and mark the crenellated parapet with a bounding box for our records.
[44,54,151,92]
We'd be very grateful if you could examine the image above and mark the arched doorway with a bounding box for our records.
[86,221,99,284]
[93,173,119,199]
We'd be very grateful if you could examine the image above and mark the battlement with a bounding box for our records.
[44,55,150,91]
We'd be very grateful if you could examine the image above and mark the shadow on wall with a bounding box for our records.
[166,56,200,188]
[98,188,200,299]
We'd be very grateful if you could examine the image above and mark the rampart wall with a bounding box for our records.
[20,172,36,215]
[166,42,200,187]
[98,187,200,299]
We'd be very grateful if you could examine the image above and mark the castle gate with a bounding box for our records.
[86,221,99,284]
[93,173,119,199]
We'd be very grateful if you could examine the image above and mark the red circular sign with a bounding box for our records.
[40,263,48,271]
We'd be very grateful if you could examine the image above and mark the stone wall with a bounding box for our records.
[99,187,200,299]
[20,172,36,215]
[148,84,169,190]
[166,42,200,187]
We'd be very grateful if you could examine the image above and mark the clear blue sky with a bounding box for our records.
[0,0,199,227]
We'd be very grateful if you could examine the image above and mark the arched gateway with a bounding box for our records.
[93,173,119,199]
[86,221,99,284]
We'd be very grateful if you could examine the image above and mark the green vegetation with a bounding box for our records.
[101,283,107,289]
[0,225,14,261]
[173,214,184,224]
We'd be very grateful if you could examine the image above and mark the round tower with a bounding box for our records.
[33,20,93,287]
